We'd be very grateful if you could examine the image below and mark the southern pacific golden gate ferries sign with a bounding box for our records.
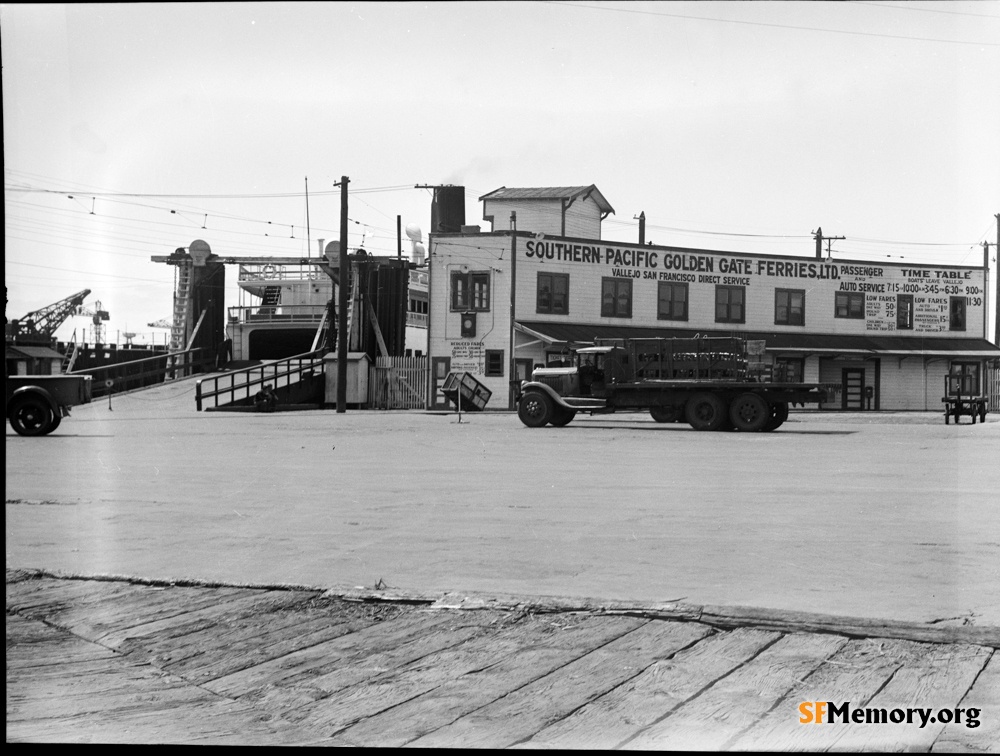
[521,239,986,333]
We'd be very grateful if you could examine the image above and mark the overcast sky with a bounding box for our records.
[4,1,998,344]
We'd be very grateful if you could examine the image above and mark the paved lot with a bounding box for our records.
[6,376,999,626]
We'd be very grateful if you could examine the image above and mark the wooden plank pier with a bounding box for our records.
[7,570,998,749]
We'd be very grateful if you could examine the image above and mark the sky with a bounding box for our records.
[4,1,999,346]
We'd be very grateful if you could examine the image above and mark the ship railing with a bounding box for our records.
[227,304,327,324]
[238,263,326,283]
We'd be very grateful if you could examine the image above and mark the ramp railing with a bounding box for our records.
[69,347,211,398]
[195,350,327,411]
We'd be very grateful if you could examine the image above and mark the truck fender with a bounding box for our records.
[8,385,60,417]
[519,381,575,410]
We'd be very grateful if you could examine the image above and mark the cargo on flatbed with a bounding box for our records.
[516,336,829,432]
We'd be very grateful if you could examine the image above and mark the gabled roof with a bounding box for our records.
[6,345,65,360]
[479,185,614,215]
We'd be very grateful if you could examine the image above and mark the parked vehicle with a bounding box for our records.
[6,375,93,436]
[516,336,828,431]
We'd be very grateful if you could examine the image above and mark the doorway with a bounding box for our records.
[842,368,865,410]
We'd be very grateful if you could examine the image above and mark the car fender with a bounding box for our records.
[7,385,60,418]
[519,381,575,410]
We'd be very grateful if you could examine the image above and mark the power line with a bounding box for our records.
[547,1,1000,47]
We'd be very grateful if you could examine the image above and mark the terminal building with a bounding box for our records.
[427,185,999,411]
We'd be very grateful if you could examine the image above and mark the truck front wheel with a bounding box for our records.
[685,392,727,431]
[9,397,55,436]
[518,392,553,428]
[729,393,770,432]
[549,407,577,427]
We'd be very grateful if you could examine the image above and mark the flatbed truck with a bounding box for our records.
[516,336,829,432]
[6,374,93,436]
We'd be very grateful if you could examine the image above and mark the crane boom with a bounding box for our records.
[8,289,92,342]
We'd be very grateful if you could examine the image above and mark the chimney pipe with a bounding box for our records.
[638,212,646,245]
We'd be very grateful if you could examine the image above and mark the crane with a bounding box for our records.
[75,300,111,344]
[6,289,92,345]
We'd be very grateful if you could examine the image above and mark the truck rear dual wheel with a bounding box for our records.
[650,405,683,423]
[729,392,771,432]
[9,397,55,436]
[685,392,728,431]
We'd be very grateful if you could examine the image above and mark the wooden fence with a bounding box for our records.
[368,356,427,410]
[988,364,1000,412]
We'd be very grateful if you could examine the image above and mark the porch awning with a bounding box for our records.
[514,321,1000,358]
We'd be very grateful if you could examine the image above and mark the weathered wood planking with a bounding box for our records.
[202,609,466,697]
[8,574,997,749]
[930,651,998,754]
[522,627,782,750]
[404,619,718,749]
[827,643,993,752]
[317,614,664,746]
[729,637,930,751]
[618,632,849,751]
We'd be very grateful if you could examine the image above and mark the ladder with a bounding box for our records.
[261,285,281,312]
[170,262,193,352]
[310,307,329,353]
[61,331,80,373]
[345,263,357,351]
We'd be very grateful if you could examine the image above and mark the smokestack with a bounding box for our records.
[638,212,646,245]
[317,238,325,257]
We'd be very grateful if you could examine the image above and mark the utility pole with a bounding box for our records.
[995,214,999,346]
[813,227,845,260]
[509,211,517,410]
[335,176,350,413]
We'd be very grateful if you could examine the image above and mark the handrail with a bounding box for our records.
[69,348,211,397]
[195,349,327,411]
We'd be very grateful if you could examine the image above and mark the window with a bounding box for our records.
[774,289,805,326]
[949,296,966,331]
[947,362,980,395]
[601,277,632,318]
[715,285,745,323]
[451,271,490,311]
[835,291,865,319]
[536,272,569,315]
[485,349,505,377]
[896,294,913,330]
[657,282,688,321]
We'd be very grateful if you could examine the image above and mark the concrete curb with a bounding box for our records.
[8,567,997,649]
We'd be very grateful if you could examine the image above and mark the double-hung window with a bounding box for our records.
[451,271,490,311]
[715,285,745,324]
[657,282,688,321]
[835,291,865,319]
[536,273,569,315]
[896,294,913,330]
[601,277,632,318]
[775,289,805,326]
[949,296,966,331]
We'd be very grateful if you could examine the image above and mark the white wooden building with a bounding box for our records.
[427,186,999,411]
